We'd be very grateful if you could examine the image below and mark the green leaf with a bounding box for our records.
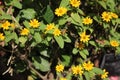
[14,61,27,72]
[23,20,30,28]
[77,9,85,15]
[93,16,101,23]
[12,0,22,9]
[63,34,71,43]
[12,32,19,44]
[84,72,90,80]
[39,22,46,31]
[21,9,36,19]
[4,31,14,43]
[92,67,103,74]
[34,32,42,43]
[116,18,120,24]
[43,5,54,23]
[30,42,37,47]
[0,13,12,20]
[71,13,83,26]
[40,50,49,57]
[106,0,115,12]
[4,0,22,9]
[67,17,79,26]
[58,18,67,25]
[66,72,72,80]
[89,41,97,47]
[47,35,52,41]
[19,37,27,44]
[33,57,50,72]
[62,55,71,66]
[72,48,78,54]
[103,23,109,28]
[4,31,11,35]
[79,75,83,80]
[116,47,120,55]
[111,19,116,25]
[60,0,69,7]
[79,51,87,59]
[88,71,95,78]
[97,1,107,9]
[104,78,109,80]
[29,29,34,34]
[81,49,89,56]
[54,36,64,48]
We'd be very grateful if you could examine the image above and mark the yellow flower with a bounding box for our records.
[101,12,112,22]
[0,33,5,41]
[1,21,11,30]
[55,7,67,16]
[110,40,119,47]
[75,42,84,49]
[83,61,94,71]
[101,69,109,79]
[56,64,64,72]
[29,19,40,28]
[71,65,83,75]
[80,31,90,43]
[82,17,93,25]
[27,76,34,80]
[45,23,55,31]
[20,28,29,36]
[10,23,15,28]
[53,28,61,36]
[60,78,67,80]
[110,12,118,19]
[70,0,81,7]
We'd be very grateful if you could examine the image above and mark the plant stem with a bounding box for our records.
[114,22,118,31]
[27,59,46,79]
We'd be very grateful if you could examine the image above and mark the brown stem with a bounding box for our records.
[27,59,48,80]
[11,16,22,28]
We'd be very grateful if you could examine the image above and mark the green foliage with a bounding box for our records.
[54,36,64,48]
[33,57,50,72]
[0,0,119,80]
[43,5,54,23]
[20,9,36,19]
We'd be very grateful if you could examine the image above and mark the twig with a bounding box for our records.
[2,67,13,76]
[11,15,22,28]
[114,22,119,31]
[27,59,45,79]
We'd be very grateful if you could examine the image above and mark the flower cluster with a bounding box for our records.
[55,61,109,79]
[0,0,119,80]
[71,61,94,75]
[45,23,61,36]
[55,61,95,78]
[1,21,15,30]
[101,11,118,22]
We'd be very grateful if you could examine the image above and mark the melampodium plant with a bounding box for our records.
[0,0,120,80]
